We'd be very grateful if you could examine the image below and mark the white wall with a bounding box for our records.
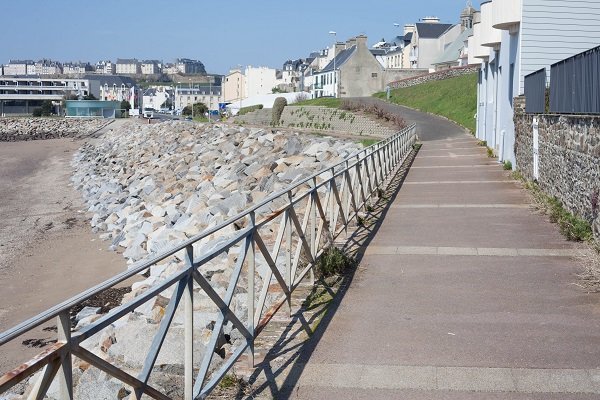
[519,0,600,94]
[245,66,278,97]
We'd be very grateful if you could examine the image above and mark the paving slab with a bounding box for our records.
[278,101,600,399]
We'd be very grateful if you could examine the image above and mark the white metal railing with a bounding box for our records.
[0,124,417,399]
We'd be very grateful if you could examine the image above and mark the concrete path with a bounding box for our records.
[279,104,600,399]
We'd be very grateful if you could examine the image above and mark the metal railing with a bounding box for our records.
[0,124,417,399]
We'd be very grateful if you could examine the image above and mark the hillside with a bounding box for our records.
[374,73,478,133]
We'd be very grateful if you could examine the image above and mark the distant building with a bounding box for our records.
[0,76,91,115]
[311,35,383,98]
[33,59,63,75]
[116,59,141,75]
[85,75,137,103]
[162,63,179,75]
[95,60,116,75]
[223,68,245,103]
[141,60,161,75]
[245,66,277,98]
[409,18,462,71]
[431,27,473,71]
[63,62,93,75]
[3,60,35,76]
[174,85,222,111]
[175,58,206,75]
[142,86,172,110]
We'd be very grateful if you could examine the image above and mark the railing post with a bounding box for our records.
[247,211,256,367]
[56,311,73,400]
[286,191,293,317]
[184,245,194,400]
[310,179,317,286]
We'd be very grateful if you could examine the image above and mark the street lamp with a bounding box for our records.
[329,31,337,98]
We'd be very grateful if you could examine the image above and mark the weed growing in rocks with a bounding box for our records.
[316,246,356,279]
[503,160,513,170]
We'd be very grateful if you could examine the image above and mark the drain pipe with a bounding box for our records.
[499,129,506,163]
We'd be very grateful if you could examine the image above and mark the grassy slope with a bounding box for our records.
[293,98,342,108]
[374,73,478,133]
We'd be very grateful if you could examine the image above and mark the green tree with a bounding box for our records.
[120,100,132,111]
[40,100,53,116]
[182,102,208,116]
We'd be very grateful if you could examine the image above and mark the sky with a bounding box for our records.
[0,0,483,75]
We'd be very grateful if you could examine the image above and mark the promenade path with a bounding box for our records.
[273,103,600,399]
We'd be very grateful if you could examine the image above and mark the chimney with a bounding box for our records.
[404,24,416,35]
[335,42,346,57]
[355,35,368,48]
[346,37,357,48]
[422,16,440,24]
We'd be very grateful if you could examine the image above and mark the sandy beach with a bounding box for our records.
[0,138,127,374]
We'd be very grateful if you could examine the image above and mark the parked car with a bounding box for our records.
[143,108,155,119]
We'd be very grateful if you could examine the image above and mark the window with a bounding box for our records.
[372,73,378,78]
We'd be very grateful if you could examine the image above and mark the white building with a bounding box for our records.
[408,17,464,71]
[32,60,62,75]
[3,60,34,76]
[174,86,222,112]
[63,62,93,75]
[143,86,172,110]
[116,59,141,75]
[469,0,600,166]
[245,66,278,98]
[141,60,161,75]
[96,60,115,75]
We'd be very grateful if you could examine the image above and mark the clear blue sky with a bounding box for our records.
[0,0,482,75]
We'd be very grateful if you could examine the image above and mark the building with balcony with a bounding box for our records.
[0,77,90,115]
[469,0,600,165]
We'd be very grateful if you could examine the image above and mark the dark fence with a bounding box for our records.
[524,68,546,114]
[550,45,600,114]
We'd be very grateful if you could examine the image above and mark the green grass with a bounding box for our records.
[374,73,478,133]
[293,97,342,108]
[359,138,379,147]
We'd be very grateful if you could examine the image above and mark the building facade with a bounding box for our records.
[469,0,600,166]
[116,59,141,75]
[141,60,161,75]
[223,69,245,103]
[174,86,222,111]
[3,60,34,76]
[312,35,384,98]
[244,66,278,98]
[175,58,206,75]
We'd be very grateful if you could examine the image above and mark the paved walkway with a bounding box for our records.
[271,104,600,399]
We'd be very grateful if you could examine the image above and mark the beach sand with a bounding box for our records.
[0,138,127,375]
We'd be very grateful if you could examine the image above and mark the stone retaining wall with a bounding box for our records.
[0,118,111,141]
[514,107,600,238]
[389,66,480,89]
[235,106,396,137]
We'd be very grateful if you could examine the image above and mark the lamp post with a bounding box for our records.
[329,31,337,98]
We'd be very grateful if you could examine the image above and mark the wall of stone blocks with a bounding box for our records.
[389,66,480,90]
[235,106,397,137]
[514,106,600,238]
